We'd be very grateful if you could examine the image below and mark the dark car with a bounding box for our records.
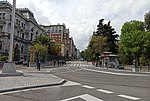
[15,59,24,65]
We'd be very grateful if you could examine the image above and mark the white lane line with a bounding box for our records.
[84,68,150,77]
[97,89,114,94]
[0,90,22,95]
[81,94,104,101]
[21,89,31,92]
[82,85,95,89]
[60,94,103,101]
[118,94,140,100]
[62,81,82,87]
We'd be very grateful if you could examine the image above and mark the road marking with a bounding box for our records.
[21,89,31,92]
[118,94,140,100]
[60,94,103,101]
[82,85,95,89]
[84,68,150,77]
[62,81,82,87]
[97,89,114,94]
[0,90,22,95]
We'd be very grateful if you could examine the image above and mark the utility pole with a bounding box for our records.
[9,0,16,62]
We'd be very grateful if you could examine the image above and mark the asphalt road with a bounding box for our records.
[0,61,149,101]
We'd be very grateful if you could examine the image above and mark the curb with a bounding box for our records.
[0,79,66,93]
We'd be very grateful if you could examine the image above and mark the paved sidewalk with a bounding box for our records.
[0,65,65,93]
[87,62,150,74]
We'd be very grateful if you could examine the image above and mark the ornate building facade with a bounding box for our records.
[0,1,44,60]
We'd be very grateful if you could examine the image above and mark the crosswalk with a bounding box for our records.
[65,63,94,67]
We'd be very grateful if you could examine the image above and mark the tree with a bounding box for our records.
[89,35,107,54]
[82,47,93,61]
[144,11,150,31]
[143,31,150,62]
[96,19,119,53]
[34,34,52,46]
[34,43,47,60]
[119,20,145,66]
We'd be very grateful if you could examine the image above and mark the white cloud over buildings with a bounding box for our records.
[8,0,150,51]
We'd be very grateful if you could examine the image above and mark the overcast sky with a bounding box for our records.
[7,0,150,51]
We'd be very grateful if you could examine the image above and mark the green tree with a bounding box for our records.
[34,34,52,46]
[82,46,93,61]
[144,11,150,31]
[96,19,119,53]
[89,35,107,54]
[119,20,145,66]
[34,34,56,61]
[34,43,47,59]
[143,31,150,62]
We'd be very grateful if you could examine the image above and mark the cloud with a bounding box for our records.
[8,0,150,51]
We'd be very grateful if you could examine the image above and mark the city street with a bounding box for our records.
[0,61,149,101]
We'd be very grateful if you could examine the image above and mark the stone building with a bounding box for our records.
[0,1,44,61]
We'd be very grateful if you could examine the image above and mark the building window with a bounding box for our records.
[30,33,33,41]
[0,25,3,32]
[3,13,5,19]
[21,22,24,27]
[17,30,19,36]
[18,20,20,26]
[22,33,24,39]
[10,15,12,21]
[31,28,34,32]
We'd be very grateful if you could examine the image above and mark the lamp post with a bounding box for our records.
[9,0,16,62]
[1,0,23,76]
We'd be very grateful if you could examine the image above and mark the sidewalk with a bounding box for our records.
[87,62,150,74]
[0,65,66,93]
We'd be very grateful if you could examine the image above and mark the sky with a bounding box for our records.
[7,0,150,51]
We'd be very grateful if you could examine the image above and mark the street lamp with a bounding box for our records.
[1,0,23,76]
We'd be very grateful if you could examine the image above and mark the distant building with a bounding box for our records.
[0,1,44,60]
[41,24,78,59]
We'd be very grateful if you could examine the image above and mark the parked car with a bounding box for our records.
[15,59,24,65]
[23,61,28,65]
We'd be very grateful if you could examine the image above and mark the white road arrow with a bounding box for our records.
[60,94,103,101]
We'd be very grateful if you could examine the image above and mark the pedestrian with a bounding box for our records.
[54,59,56,66]
[64,60,66,65]
[37,59,41,71]
[139,64,142,71]
[105,61,108,69]
[57,60,59,67]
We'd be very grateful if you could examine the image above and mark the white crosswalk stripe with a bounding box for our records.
[65,63,93,67]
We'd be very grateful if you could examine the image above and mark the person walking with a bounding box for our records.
[57,60,59,67]
[54,59,56,66]
[37,59,41,71]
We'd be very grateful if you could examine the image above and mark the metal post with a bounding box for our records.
[9,0,16,62]
[2,0,23,76]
